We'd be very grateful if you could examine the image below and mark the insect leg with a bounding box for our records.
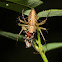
[22,9,28,24]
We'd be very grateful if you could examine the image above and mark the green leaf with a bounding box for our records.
[43,42,62,52]
[0,0,43,13]
[24,9,31,15]
[0,31,24,42]
[37,9,62,18]
[6,0,43,8]
[0,2,29,13]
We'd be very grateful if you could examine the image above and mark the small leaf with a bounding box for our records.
[24,9,31,15]
[0,31,24,42]
[37,9,62,18]
[43,42,62,52]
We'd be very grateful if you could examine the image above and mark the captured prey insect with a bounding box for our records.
[24,31,34,48]
[17,8,47,43]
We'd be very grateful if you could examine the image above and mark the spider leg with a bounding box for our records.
[36,11,51,26]
[17,25,28,41]
[37,27,47,44]
[36,18,47,26]
[18,16,25,23]
[37,27,48,33]
[17,28,23,41]
[22,9,28,24]
[39,29,46,41]
[18,23,28,27]
[37,27,47,30]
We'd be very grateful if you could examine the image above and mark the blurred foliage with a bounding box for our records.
[0,0,43,13]
[0,31,24,42]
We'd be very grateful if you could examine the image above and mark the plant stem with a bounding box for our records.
[40,52,48,62]
[37,29,41,48]
[37,29,48,62]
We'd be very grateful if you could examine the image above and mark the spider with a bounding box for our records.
[17,8,47,42]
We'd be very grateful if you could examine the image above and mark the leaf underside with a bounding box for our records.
[43,42,62,52]
[0,2,29,13]
[0,31,24,42]
[6,0,43,8]
[0,0,43,13]
[37,9,62,17]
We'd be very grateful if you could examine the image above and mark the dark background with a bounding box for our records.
[0,0,62,62]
